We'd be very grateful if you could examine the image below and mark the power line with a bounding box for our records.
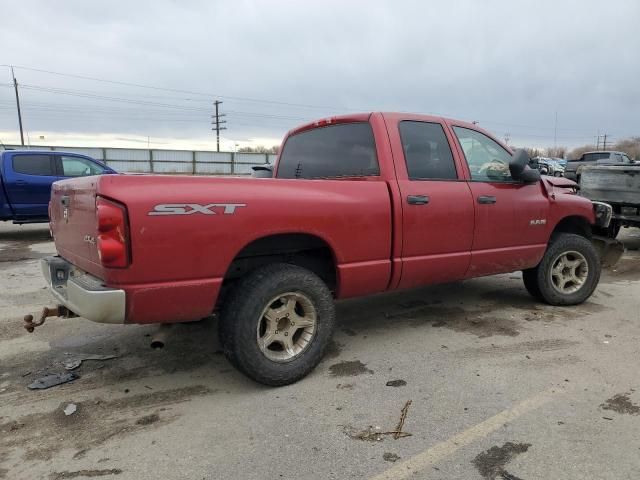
[1,65,633,144]
[2,64,338,110]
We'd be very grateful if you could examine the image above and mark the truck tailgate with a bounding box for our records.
[580,165,640,206]
[50,176,106,278]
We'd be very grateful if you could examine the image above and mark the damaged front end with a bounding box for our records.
[591,201,624,267]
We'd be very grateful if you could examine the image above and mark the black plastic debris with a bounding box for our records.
[386,379,407,387]
[27,372,79,390]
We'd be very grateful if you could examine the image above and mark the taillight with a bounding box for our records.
[96,197,130,268]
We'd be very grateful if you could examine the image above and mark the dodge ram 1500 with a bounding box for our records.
[35,112,614,385]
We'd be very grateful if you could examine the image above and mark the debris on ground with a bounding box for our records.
[27,372,79,390]
[63,403,77,416]
[62,353,119,371]
[383,452,400,462]
[600,393,640,415]
[328,360,373,377]
[393,400,412,439]
[50,468,123,479]
[343,400,413,442]
[386,379,407,387]
[136,414,159,426]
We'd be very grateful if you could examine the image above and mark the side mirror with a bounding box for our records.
[509,149,541,183]
[251,165,273,178]
[517,167,542,183]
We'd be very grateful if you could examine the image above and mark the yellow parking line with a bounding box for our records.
[369,388,561,480]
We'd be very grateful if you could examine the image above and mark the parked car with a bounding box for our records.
[533,157,565,177]
[36,113,615,385]
[564,151,633,182]
[0,150,116,224]
[580,163,640,237]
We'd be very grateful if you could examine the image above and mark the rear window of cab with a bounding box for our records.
[276,122,379,179]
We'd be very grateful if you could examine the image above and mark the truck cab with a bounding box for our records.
[0,150,115,223]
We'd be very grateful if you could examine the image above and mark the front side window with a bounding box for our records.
[12,154,55,176]
[277,122,379,179]
[453,127,513,182]
[61,156,105,177]
[399,121,457,180]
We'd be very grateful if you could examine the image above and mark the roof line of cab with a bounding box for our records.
[287,111,483,137]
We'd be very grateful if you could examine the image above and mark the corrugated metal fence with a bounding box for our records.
[4,145,277,175]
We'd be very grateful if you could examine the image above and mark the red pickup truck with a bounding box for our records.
[38,112,614,385]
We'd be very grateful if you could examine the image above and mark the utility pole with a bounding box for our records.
[211,100,226,152]
[596,133,610,151]
[11,67,25,146]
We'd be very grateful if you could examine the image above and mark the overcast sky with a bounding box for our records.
[1,0,638,151]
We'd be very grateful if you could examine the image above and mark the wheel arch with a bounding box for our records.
[221,232,339,298]
[549,215,592,240]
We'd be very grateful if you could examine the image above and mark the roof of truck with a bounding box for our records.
[582,151,626,155]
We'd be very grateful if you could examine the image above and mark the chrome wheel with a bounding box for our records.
[550,250,589,294]
[256,292,317,363]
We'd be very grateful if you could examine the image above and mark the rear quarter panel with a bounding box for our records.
[92,175,392,321]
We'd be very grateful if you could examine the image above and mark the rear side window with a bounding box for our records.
[277,123,379,179]
[583,152,609,162]
[12,154,55,176]
[399,121,457,180]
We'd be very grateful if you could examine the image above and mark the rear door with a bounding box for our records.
[449,125,549,276]
[388,119,475,289]
[4,153,57,218]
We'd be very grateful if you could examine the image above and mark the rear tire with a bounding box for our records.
[219,263,335,386]
[523,233,601,306]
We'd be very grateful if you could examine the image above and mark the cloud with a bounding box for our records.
[1,0,638,149]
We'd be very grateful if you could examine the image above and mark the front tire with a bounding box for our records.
[219,263,335,386]
[523,233,601,306]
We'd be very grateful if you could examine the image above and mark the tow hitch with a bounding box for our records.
[24,306,77,333]
[591,235,624,268]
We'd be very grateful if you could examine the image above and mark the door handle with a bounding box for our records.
[477,195,497,204]
[15,180,26,185]
[407,195,430,205]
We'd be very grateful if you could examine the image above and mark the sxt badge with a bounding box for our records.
[148,203,246,216]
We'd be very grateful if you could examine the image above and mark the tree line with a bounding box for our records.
[519,136,640,160]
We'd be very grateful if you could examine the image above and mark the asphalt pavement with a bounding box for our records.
[1,222,639,480]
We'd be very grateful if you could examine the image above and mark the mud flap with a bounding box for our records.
[591,235,624,268]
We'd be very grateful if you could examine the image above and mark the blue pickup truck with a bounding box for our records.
[0,150,116,224]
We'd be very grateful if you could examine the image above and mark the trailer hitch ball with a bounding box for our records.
[24,306,74,332]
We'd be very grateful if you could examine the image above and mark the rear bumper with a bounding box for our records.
[41,256,126,324]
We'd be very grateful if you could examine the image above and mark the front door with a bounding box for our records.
[391,120,475,289]
[450,126,549,277]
